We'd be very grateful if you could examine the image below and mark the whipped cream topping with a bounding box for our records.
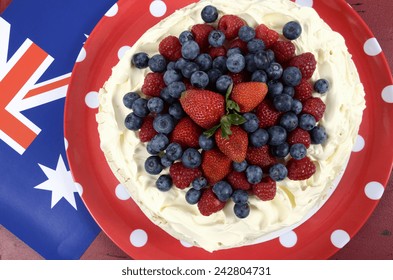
[97,0,365,252]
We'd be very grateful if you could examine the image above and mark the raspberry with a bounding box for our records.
[287,157,316,181]
[139,115,157,142]
[288,52,317,80]
[287,128,311,148]
[209,46,227,59]
[229,38,248,53]
[169,162,202,189]
[252,177,276,201]
[226,171,251,190]
[302,97,326,121]
[271,41,296,64]
[294,79,313,102]
[158,35,182,61]
[191,24,215,51]
[141,72,165,97]
[228,71,249,85]
[255,24,279,48]
[255,99,282,128]
[218,15,246,40]
[246,145,277,169]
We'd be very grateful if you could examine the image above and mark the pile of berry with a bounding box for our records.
[123,5,329,219]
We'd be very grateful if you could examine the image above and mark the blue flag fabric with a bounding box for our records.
[0,0,117,259]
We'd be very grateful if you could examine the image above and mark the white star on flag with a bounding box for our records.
[34,155,80,210]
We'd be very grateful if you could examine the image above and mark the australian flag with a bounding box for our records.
[0,0,117,259]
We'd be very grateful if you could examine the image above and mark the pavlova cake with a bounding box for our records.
[96,0,366,252]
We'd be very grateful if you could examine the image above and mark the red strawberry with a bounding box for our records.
[288,52,317,80]
[231,82,268,112]
[218,15,246,40]
[302,97,326,121]
[191,24,215,51]
[158,35,182,61]
[139,115,157,142]
[228,71,249,85]
[229,38,248,53]
[201,148,232,184]
[141,72,165,97]
[294,79,313,102]
[287,157,316,181]
[169,162,202,189]
[180,89,225,129]
[226,171,251,190]
[271,41,296,64]
[246,145,277,169]
[209,46,227,59]
[255,24,279,48]
[215,126,248,163]
[170,117,202,148]
[252,177,276,201]
[255,99,282,128]
[287,128,311,148]
[198,188,226,216]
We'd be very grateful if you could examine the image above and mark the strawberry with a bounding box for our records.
[287,128,311,148]
[169,162,202,189]
[231,82,268,112]
[197,188,226,216]
[170,117,202,148]
[141,72,165,97]
[271,41,296,64]
[201,148,232,184]
[302,97,326,121]
[294,79,313,102]
[287,156,316,180]
[246,145,277,169]
[226,171,251,190]
[209,46,227,59]
[255,24,279,48]
[252,177,276,201]
[158,35,182,61]
[255,99,282,128]
[180,89,225,129]
[191,24,215,51]
[215,126,248,162]
[139,115,157,142]
[288,52,317,80]
[229,38,248,53]
[228,71,249,85]
[218,15,246,40]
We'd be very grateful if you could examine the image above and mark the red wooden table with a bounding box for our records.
[1,0,392,260]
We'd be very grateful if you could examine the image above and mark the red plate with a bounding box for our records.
[64,0,393,259]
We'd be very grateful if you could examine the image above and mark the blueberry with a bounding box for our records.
[208,30,226,47]
[234,203,250,219]
[179,30,194,45]
[242,113,260,133]
[212,56,228,73]
[314,79,329,93]
[150,133,169,152]
[167,81,186,98]
[254,51,270,70]
[165,142,183,161]
[227,47,242,57]
[291,99,303,115]
[216,75,233,93]
[186,188,202,204]
[246,165,263,184]
[251,70,268,83]
[144,156,163,175]
[238,26,255,42]
[311,126,328,144]
[146,142,159,155]
[267,80,284,98]
[233,160,248,172]
[269,163,288,181]
[201,5,218,23]
[169,102,184,120]
[148,54,167,73]
[273,94,293,112]
[124,113,143,131]
[266,62,283,80]
[245,54,257,72]
[199,134,215,150]
[131,52,149,69]
[212,181,233,202]
[175,58,188,71]
[190,71,209,88]
[195,53,213,71]
[192,177,208,190]
[123,92,139,109]
[147,97,164,113]
[232,190,249,204]
[268,126,287,146]
[282,66,302,87]
[160,155,173,168]
[283,86,295,97]
[132,98,149,117]
[290,143,307,160]
[181,61,200,79]
[280,112,298,131]
[181,40,200,60]
[166,61,176,70]
[160,87,175,104]
[247,39,265,54]
[283,21,302,40]
[299,114,316,131]
[163,69,182,85]
[266,49,275,63]
[250,128,269,147]
[271,142,289,158]
[156,175,172,191]
[181,148,202,168]
[207,68,222,86]
[226,53,246,73]
[153,114,175,134]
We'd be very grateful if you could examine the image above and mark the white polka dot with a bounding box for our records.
[279,230,297,248]
[130,229,148,247]
[64,138,68,150]
[85,91,99,109]
[363,38,382,56]
[330,229,350,248]
[352,135,365,152]
[75,182,83,196]
[115,184,131,200]
[118,46,131,60]
[364,181,384,200]
[76,47,86,62]
[150,0,167,17]
[295,0,313,7]
[381,85,393,103]
[180,240,193,248]
[105,3,118,17]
